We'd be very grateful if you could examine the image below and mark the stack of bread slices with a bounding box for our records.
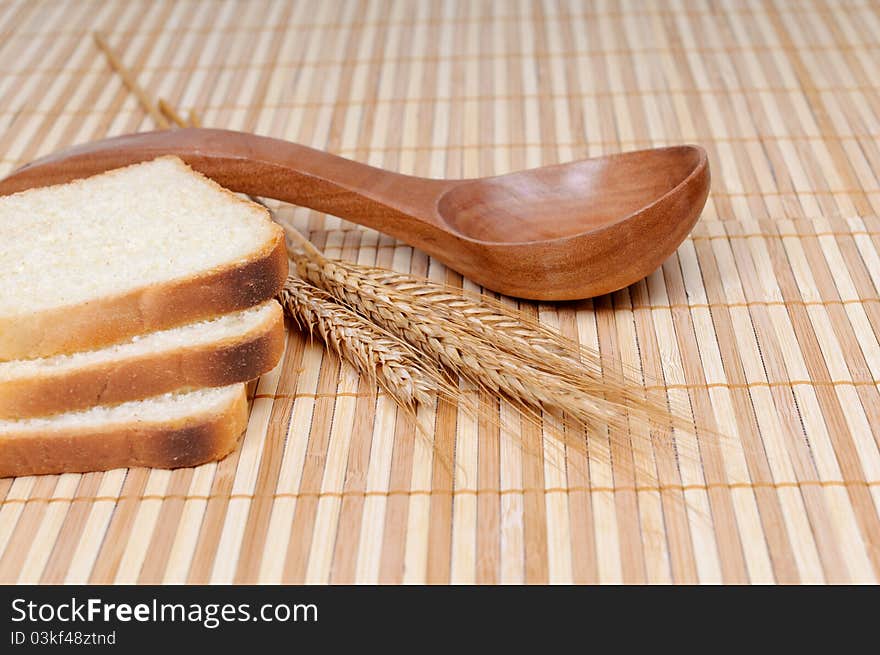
[0,156,288,477]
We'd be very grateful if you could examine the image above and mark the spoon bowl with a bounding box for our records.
[0,128,709,300]
[438,145,705,243]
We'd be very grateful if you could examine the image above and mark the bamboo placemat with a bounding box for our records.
[1,0,880,584]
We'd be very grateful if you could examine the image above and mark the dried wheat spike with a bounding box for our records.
[278,275,444,409]
[292,253,685,433]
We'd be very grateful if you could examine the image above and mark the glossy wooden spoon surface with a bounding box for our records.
[0,128,709,300]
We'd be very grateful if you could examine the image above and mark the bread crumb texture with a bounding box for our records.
[0,300,278,380]
[0,156,274,315]
[0,384,241,434]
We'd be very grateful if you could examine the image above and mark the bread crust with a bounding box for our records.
[0,385,248,478]
[0,227,287,362]
[0,301,285,419]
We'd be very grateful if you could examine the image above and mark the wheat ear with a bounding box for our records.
[278,275,450,411]
[286,234,688,434]
[290,251,690,472]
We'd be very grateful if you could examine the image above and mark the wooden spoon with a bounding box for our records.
[0,128,709,300]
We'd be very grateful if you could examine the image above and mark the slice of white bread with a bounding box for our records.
[0,384,249,477]
[0,155,287,361]
[0,300,285,419]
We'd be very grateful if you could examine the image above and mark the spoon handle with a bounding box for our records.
[1,128,455,234]
[176,129,456,228]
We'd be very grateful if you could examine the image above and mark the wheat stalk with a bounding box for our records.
[278,275,451,411]
[279,274,473,477]
[285,229,690,438]
[325,265,587,362]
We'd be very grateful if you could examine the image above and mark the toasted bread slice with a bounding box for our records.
[0,156,286,361]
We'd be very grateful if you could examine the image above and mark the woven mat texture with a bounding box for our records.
[1,0,880,584]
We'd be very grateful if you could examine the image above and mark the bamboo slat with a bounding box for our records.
[1,0,879,584]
